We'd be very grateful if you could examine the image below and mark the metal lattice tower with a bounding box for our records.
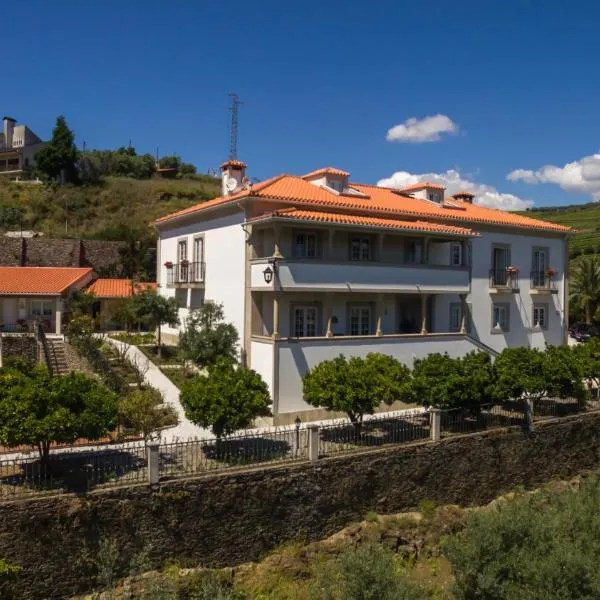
[228,93,243,160]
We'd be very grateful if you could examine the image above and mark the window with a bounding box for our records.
[533,304,548,329]
[450,243,462,266]
[294,232,318,259]
[328,179,343,192]
[404,239,423,264]
[428,192,441,203]
[350,237,371,261]
[30,300,53,317]
[293,306,318,337]
[532,248,548,287]
[177,239,188,262]
[492,304,509,332]
[491,246,510,286]
[193,237,204,262]
[449,303,462,332]
[349,305,372,336]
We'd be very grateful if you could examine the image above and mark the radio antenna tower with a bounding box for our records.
[228,93,243,159]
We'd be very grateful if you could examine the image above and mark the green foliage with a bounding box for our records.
[575,336,600,395]
[0,368,118,463]
[493,345,587,403]
[66,314,96,338]
[130,290,180,354]
[411,351,494,409]
[35,115,77,182]
[443,473,600,600]
[119,388,178,441]
[178,302,239,366]
[303,353,412,425]
[0,205,24,230]
[79,146,156,182]
[570,256,600,323]
[140,572,245,599]
[180,360,271,438]
[96,537,120,590]
[159,154,197,176]
[0,558,22,600]
[310,543,427,600]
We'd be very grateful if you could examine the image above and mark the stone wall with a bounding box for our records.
[0,237,128,273]
[1,413,600,600]
[0,334,38,365]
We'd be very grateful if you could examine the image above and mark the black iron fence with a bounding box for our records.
[489,268,519,291]
[441,402,527,436]
[530,270,558,290]
[166,261,205,285]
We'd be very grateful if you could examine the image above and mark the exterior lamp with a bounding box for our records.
[263,265,274,284]
[294,416,302,457]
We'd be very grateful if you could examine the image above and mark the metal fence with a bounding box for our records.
[0,443,147,501]
[533,397,591,421]
[441,403,527,436]
[317,411,430,457]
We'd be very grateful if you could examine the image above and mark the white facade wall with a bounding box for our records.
[250,339,275,401]
[158,211,247,341]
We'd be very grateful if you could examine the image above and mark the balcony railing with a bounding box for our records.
[489,269,519,292]
[166,261,205,285]
[530,270,558,292]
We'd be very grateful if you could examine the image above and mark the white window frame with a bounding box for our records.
[292,305,318,337]
[533,303,548,329]
[348,304,372,336]
[294,232,318,259]
[193,236,204,262]
[450,243,462,267]
[492,303,510,332]
[177,239,188,262]
[350,236,372,261]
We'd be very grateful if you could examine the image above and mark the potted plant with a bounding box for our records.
[181,259,189,266]
[545,267,557,278]
[164,261,173,269]
[505,265,519,274]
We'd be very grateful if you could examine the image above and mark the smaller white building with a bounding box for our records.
[155,161,572,424]
[0,116,46,178]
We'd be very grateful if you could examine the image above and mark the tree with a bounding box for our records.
[130,290,180,356]
[302,353,412,430]
[180,360,270,438]
[178,302,239,366]
[0,367,118,466]
[411,351,494,409]
[118,388,178,442]
[0,205,25,231]
[35,115,77,182]
[575,336,600,398]
[570,257,600,324]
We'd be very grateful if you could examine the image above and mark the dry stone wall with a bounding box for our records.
[1,412,600,599]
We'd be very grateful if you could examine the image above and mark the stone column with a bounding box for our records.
[459,294,467,334]
[308,425,320,462]
[375,293,384,336]
[430,408,442,442]
[327,229,335,260]
[54,302,62,335]
[273,224,283,258]
[272,294,280,340]
[423,238,430,265]
[147,441,160,485]
[324,293,334,337]
[420,294,429,334]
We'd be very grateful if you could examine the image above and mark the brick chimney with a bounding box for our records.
[452,191,475,204]
[220,159,247,196]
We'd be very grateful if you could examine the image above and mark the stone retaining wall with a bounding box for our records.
[1,412,600,599]
[0,335,38,366]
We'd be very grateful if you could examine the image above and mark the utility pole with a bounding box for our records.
[228,93,243,160]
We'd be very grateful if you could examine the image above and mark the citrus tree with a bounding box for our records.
[130,290,180,356]
[118,388,178,442]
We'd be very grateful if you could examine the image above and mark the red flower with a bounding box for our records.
[164,261,173,269]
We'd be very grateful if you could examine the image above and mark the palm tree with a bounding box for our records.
[570,257,600,324]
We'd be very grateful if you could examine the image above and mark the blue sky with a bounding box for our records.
[8,0,600,209]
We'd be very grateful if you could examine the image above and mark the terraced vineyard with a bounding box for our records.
[517,202,600,259]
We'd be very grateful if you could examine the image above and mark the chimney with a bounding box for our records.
[452,191,475,204]
[220,159,247,196]
[3,116,15,149]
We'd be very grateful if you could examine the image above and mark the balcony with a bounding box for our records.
[166,261,205,287]
[489,269,519,294]
[530,270,558,295]
[250,258,470,294]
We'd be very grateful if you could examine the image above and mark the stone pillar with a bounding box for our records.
[308,425,320,462]
[324,293,333,337]
[375,293,384,336]
[430,408,442,442]
[423,238,430,265]
[54,307,62,335]
[273,225,283,258]
[327,229,335,260]
[147,442,160,485]
[459,294,467,334]
[272,294,280,340]
[525,398,534,431]
[420,294,429,334]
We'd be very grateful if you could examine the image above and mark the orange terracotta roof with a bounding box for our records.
[154,169,572,233]
[220,159,247,169]
[453,190,475,198]
[87,279,157,299]
[250,208,478,236]
[400,181,446,192]
[302,167,350,179]
[0,267,92,296]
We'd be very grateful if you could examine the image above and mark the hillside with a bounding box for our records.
[0,175,221,240]
[516,202,600,259]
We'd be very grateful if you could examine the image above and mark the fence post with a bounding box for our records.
[430,408,441,442]
[308,425,320,462]
[525,398,534,431]
[147,441,160,484]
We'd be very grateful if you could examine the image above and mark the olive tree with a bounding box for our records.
[130,290,180,356]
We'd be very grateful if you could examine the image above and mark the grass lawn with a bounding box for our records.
[160,367,197,389]
[137,344,181,366]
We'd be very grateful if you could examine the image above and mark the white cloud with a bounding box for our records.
[377,169,534,211]
[507,153,600,200]
[386,114,459,143]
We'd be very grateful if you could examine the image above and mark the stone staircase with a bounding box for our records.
[45,338,70,375]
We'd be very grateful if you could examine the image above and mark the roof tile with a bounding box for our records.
[87,279,157,299]
[0,267,92,295]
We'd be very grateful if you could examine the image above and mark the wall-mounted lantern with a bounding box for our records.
[263,265,274,284]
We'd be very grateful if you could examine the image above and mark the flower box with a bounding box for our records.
[545,267,557,278]
[505,266,519,274]
[180,259,189,266]
[164,261,173,269]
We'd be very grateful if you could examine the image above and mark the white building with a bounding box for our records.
[0,116,46,178]
[155,161,571,424]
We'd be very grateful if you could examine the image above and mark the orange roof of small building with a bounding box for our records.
[250,208,478,236]
[87,279,157,299]
[154,169,572,234]
[0,267,92,296]
[302,167,351,179]
[453,190,475,197]
[399,181,446,192]
[220,159,247,169]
